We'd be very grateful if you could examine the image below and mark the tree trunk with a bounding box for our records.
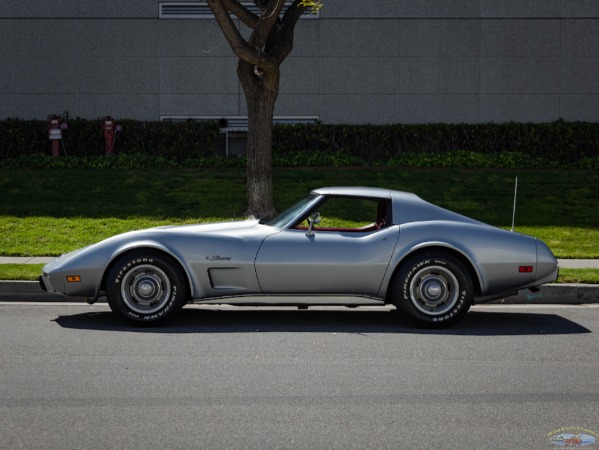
[205,0,307,219]
[239,61,279,219]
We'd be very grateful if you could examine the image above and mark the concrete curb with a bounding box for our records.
[0,280,597,304]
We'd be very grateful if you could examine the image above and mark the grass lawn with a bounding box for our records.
[1,167,598,259]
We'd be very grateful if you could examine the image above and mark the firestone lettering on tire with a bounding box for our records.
[114,257,154,284]
[106,252,187,325]
[392,253,473,328]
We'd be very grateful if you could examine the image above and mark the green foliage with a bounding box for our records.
[272,121,599,164]
[0,153,179,170]
[0,117,220,159]
[557,269,599,284]
[273,150,365,167]
[1,150,597,170]
[1,167,598,258]
[387,151,559,169]
[298,0,323,14]
[2,119,599,169]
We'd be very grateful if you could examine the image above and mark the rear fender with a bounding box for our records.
[379,240,483,299]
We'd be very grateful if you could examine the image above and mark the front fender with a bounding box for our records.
[104,240,194,297]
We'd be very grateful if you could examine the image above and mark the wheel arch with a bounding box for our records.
[100,246,193,299]
[384,244,483,302]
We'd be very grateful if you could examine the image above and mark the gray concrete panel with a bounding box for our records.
[399,95,480,123]
[400,19,480,57]
[77,0,156,18]
[0,94,80,120]
[274,94,321,117]
[318,95,400,124]
[0,20,79,56]
[480,95,560,123]
[280,57,320,95]
[3,3,599,123]
[481,57,560,94]
[79,94,159,120]
[323,1,400,19]
[0,1,77,18]
[560,95,599,121]
[159,20,235,57]
[319,57,400,95]
[160,57,239,95]
[562,1,599,18]
[78,20,158,57]
[481,19,560,56]
[320,20,400,57]
[398,0,481,18]
[160,94,242,117]
[481,0,562,18]
[562,19,599,56]
[400,57,479,94]
[561,57,599,93]
[79,57,158,94]
[289,20,321,57]
[0,57,80,94]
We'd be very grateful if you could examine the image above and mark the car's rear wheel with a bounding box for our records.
[106,251,188,325]
[391,252,473,328]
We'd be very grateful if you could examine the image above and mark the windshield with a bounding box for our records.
[266,194,321,229]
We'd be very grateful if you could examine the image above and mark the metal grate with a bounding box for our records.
[159,2,319,19]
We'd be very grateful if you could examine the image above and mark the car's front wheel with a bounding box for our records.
[106,251,188,325]
[391,252,473,327]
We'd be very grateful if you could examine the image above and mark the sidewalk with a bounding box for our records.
[0,257,56,264]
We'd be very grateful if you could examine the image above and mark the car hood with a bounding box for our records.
[45,220,264,265]
[151,219,261,235]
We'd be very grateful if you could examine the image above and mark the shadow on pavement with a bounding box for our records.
[53,307,591,336]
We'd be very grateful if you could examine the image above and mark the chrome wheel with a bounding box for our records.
[120,264,172,315]
[409,265,459,316]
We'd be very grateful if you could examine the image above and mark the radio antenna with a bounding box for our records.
[511,176,518,232]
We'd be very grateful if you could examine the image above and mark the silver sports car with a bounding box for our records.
[40,187,558,327]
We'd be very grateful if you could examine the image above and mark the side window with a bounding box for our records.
[295,197,390,232]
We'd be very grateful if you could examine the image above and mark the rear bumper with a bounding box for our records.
[537,267,559,286]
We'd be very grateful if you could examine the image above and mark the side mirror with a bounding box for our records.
[306,213,321,237]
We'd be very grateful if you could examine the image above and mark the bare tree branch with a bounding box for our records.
[249,0,286,49]
[207,0,277,70]
[223,0,258,28]
[270,0,307,62]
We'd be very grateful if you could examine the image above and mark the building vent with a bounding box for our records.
[159,2,319,19]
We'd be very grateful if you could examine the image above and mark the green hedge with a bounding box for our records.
[1,151,598,170]
[0,117,220,160]
[1,118,599,166]
[272,121,599,164]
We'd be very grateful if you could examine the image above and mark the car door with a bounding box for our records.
[254,197,399,296]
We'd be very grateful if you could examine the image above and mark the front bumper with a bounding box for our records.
[39,273,59,294]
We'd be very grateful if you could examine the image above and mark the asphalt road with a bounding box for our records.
[1,303,598,450]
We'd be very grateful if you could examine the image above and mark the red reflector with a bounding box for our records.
[519,266,533,273]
